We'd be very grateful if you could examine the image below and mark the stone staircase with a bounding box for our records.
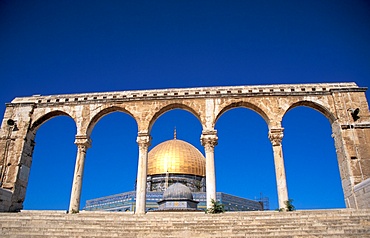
[1,209,370,237]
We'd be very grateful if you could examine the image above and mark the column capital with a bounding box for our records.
[136,133,151,148]
[268,128,284,146]
[200,130,218,149]
[74,135,91,151]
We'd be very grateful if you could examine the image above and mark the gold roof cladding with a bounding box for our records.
[147,139,206,177]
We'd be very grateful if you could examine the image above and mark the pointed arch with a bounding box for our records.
[30,110,75,132]
[284,100,336,124]
[283,106,345,209]
[24,114,77,210]
[86,106,138,136]
[148,103,201,133]
[215,101,270,127]
[215,107,275,209]
[81,110,139,206]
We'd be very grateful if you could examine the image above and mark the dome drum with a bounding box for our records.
[147,174,206,192]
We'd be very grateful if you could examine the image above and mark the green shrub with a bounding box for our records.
[278,199,295,212]
[205,199,225,214]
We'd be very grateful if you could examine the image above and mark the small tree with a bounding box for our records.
[285,199,295,211]
[278,199,295,212]
[206,199,225,214]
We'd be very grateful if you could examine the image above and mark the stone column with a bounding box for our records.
[68,135,91,213]
[268,128,289,210]
[135,133,151,214]
[201,130,218,209]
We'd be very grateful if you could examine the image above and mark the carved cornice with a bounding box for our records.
[268,128,284,146]
[330,87,367,93]
[8,82,361,106]
[341,123,370,129]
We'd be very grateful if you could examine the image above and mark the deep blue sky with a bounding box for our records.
[1,0,369,210]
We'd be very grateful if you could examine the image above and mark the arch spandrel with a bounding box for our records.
[30,109,76,132]
[214,98,274,128]
[282,97,337,124]
[85,104,138,137]
[146,100,203,134]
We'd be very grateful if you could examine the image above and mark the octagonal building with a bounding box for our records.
[147,134,206,192]
[84,133,265,212]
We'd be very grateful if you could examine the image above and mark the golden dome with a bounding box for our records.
[148,138,206,177]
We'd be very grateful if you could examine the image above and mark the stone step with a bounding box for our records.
[1,209,369,237]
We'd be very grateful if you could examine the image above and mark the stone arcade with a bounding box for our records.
[0,82,369,213]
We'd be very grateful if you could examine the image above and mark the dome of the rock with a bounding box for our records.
[147,138,205,177]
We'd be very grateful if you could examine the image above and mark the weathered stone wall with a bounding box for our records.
[0,188,12,211]
[354,178,370,209]
[0,82,369,212]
